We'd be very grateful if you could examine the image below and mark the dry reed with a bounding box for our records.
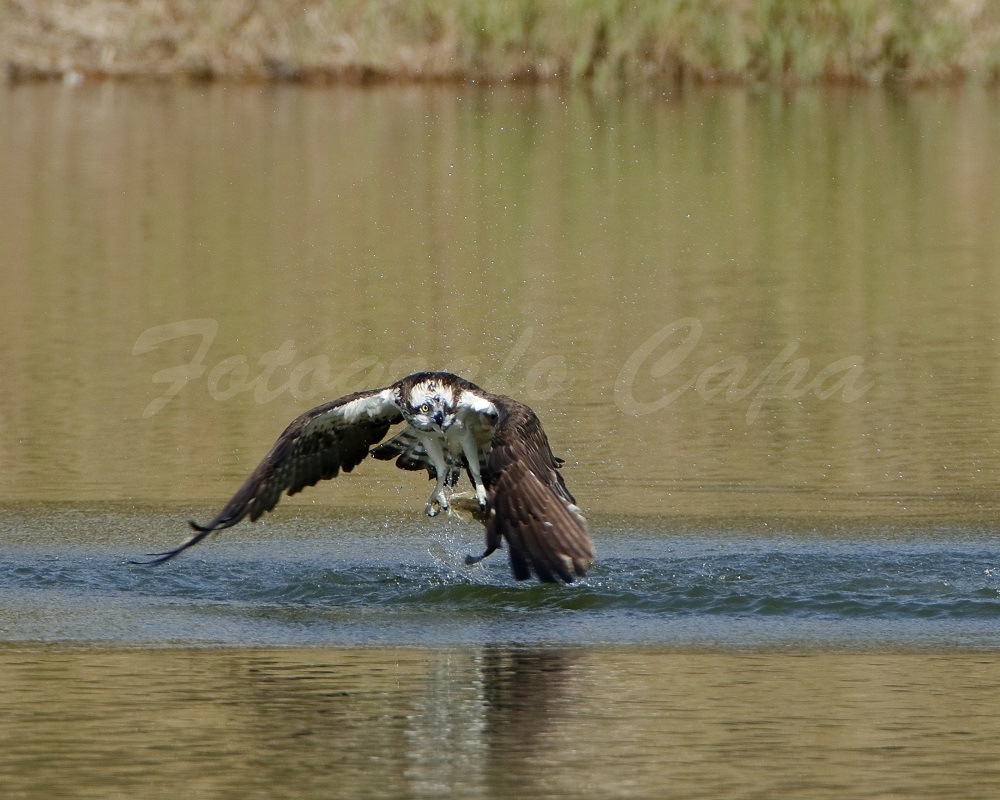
[3,0,999,84]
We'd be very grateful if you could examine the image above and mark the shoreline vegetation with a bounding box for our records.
[3,1,1000,86]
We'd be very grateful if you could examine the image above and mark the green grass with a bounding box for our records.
[3,0,999,84]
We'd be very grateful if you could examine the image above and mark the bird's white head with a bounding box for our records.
[401,380,457,432]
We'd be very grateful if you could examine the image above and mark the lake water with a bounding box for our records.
[1,82,1000,798]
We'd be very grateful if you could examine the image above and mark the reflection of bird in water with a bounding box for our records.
[137,372,594,583]
[480,647,582,741]
[401,646,584,786]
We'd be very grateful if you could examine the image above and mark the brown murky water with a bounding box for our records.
[3,646,1000,799]
[3,83,1000,518]
[2,83,1000,798]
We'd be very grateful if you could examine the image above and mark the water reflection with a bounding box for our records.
[233,647,582,796]
[1,84,999,522]
[3,645,1000,799]
[400,647,583,795]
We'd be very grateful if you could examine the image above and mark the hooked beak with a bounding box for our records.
[433,410,446,427]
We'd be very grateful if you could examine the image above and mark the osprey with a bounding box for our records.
[142,372,594,583]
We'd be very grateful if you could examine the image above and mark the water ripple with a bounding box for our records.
[2,531,1000,647]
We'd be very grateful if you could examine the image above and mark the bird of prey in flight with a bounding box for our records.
[140,372,594,583]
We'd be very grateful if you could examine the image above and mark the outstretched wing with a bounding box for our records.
[138,387,402,564]
[483,397,594,583]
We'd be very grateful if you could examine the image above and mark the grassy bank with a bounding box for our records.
[3,0,1000,85]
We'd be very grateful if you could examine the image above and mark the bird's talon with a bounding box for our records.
[425,488,451,517]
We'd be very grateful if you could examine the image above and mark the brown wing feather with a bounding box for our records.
[483,396,593,583]
[137,388,402,564]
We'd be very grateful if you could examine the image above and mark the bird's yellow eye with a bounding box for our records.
[419,403,431,413]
